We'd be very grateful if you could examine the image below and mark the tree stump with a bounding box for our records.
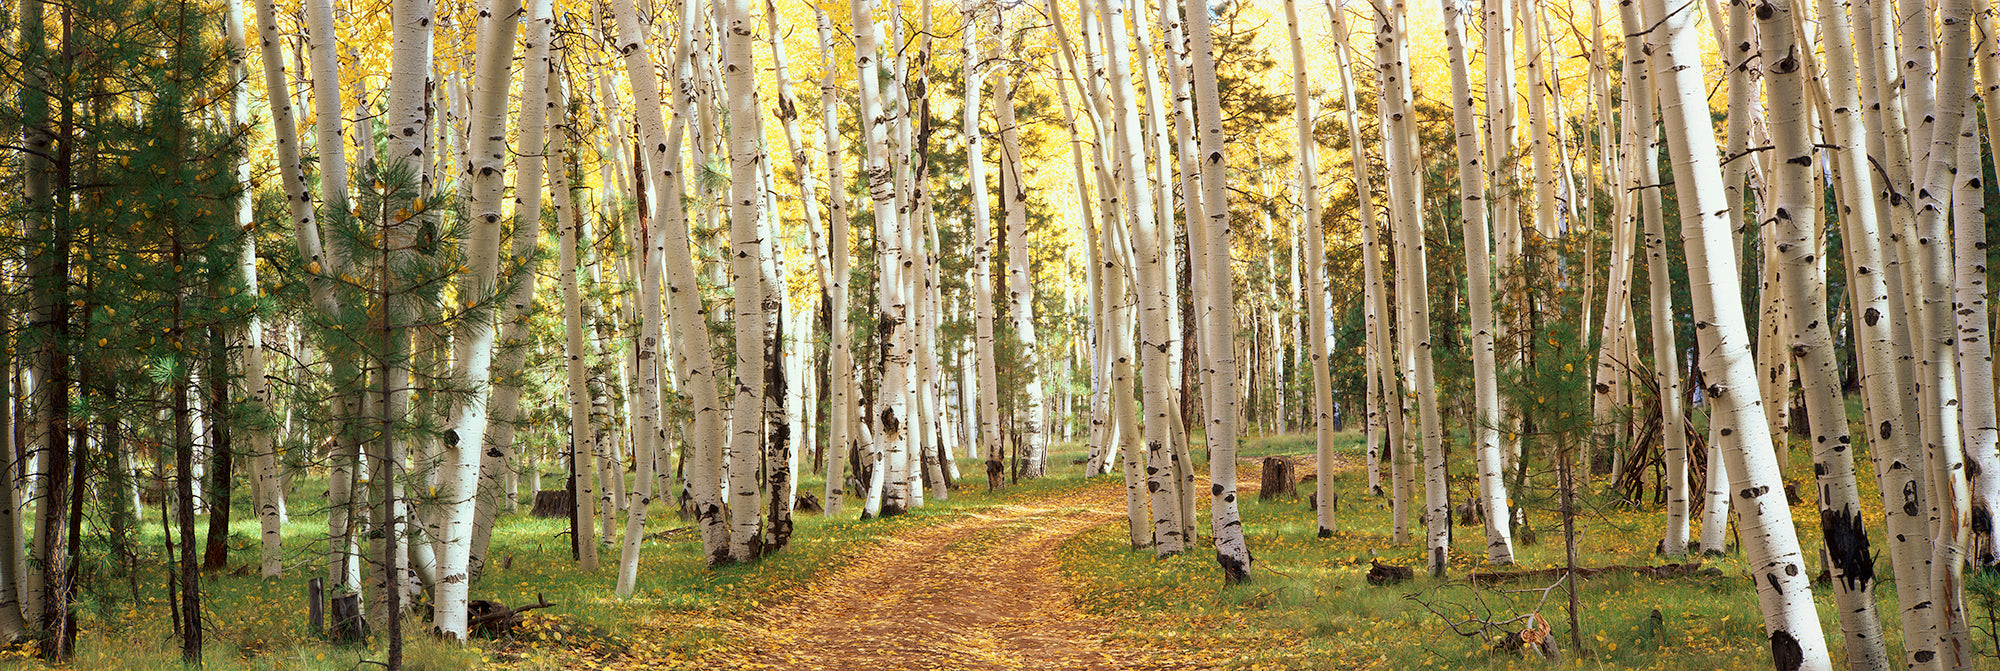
[1258,457,1297,501]
[531,489,574,518]
[794,492,823,513]
[328,593,366,643]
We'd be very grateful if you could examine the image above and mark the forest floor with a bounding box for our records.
[621,480,1220,670]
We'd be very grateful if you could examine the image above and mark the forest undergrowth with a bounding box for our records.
[1057,415,1996,670]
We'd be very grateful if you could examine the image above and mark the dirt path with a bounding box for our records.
[684,484,1211,671]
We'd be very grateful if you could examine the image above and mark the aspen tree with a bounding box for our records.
[227,0,281,579]
[1189,0,1252,582]
[1850,2,1940,661]
[1438,0,1511,563]
[855,0,913,517]
[1754,1,1888,664]
[1100,0,1182,553]
[1913,0,1978,662]
[1282,0,1337,539]
[963,4,1005,493]
[1322,0,1392,507]
[994,32,1046,481]
[818,5,858,511]
[1640,0,1832,666]
[472,0,558,580]
[1374,0,1448,577]
[432,0,525,638]
[616,0,729,563]
[1969,5,2000,568]
[719,0,771,559]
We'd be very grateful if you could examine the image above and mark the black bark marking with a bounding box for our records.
[1820,507,1875,593]
[1771,630,1804,671]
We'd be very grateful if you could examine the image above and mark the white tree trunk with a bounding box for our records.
[1188,0,1252,582]
[1640,0,1832,666]
[1437,0,1512,563]
[1756,2,1888,666]
[471,0,557,582]
[227,0,282,579]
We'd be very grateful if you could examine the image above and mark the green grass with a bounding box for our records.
[1056,423,1990,670]
[26,444,1103,670]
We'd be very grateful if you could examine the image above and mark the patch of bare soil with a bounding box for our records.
[683,485,1215,670]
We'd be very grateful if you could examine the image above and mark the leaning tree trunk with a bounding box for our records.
[1755,1,1889,666]
[1639,0,1833,667]
[1436,0,1512,564]
[616,0,729,564]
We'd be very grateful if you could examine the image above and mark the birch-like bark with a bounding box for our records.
[720,0,770,559]
[1968,3,2000,569]
[226,0,281,579]
[965,10,1005,492]
[618,0,728,563]
[1755,2,1888,665]
[1851,1,1940,662]
[855,0,913,517]
[1375,0,1448,577]
[1641,0,1832,666]
[1282,0,1336,539]
[433,0,524,639]
[472,0,557,581]
[1189,0,1251,582]
[1102,0,1182,553]
[1438,0,1511,563]
[818,6,857,512]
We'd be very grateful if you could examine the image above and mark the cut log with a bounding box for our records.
[467,593,556,637]
[1258,456,1297,501]
[1366,559,1414,585]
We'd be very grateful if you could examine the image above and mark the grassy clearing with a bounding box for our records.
[1057,421,1998,670]
[25,446,1102,670]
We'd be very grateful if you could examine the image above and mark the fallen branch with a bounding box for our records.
[1468,561,1720,585]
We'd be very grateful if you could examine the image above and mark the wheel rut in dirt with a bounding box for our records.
[698,484,1210,670]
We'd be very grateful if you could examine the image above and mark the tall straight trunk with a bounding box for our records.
[1188,0,1252,583]
[768,0,821,523]
[1968,4,2000,569]
[202,331,234,573]
[473,0,558,580]
[818,5,857,511]
[1438,0,1512,563]
[992,64,1045,482]
[1640,0,1832,666]
[558,134,601,574]
[1286,0,1330,537]
[618,0,728,564]
[1641,115,1690,558]
[433,0,522,641]
[1914,0,1977,664]
[856,0,915,517]
[1323,0,1387,506]
[965,10,1005,493]
[1375,0,1447,578]
[1753,2,1890,667]
[225,0,282,579]
[724,0,768,563]
[1852,1,1940,663]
